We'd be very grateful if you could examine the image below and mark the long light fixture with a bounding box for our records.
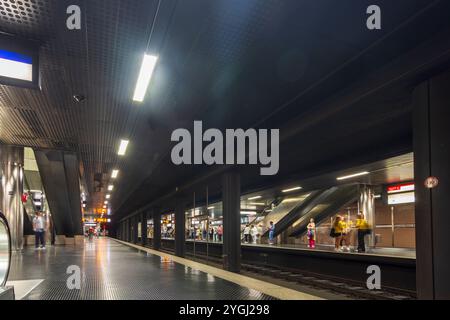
[106,194,111,199]
[118,140,129,156]
[111,169,119,179]
[133,54,158,102]
[108,185,114,191]
[207,206,215,210]
[104,201,108,204]
[240,211,257,215]
[337,171,369,181]
[282,186,302,193]
[248,196,262,200]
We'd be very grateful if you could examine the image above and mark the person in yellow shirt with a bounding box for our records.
[356,212,370,253]
[332,215,343,251]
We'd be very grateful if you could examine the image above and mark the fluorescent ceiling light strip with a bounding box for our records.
[336,171,369,181]
[111,170,119,178]
[248,196,262,200]
[106,194,111,199]
[108,185,114,191]
[118,140,129,156]
[240,211,257,215]
[282,186,302,193]
[133,54,158,102]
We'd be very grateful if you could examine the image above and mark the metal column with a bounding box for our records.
[175,201,185,257]
[222,172,241,273]
[413,72,450,299]
[141,211,147,246]
[133,215,139,244]
[0,145,24,251]
[153,209,161,250]
[358,184,375,247]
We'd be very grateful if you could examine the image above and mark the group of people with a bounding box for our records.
[242,224,262,244]
[188,225,223,242]
[243,221,275,244]
[330,212,370,252]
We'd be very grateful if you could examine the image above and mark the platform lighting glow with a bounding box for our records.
[117,140,129,156]
[82,204,86,208]
[103,205,107,209]
[282,186,302,193]
[106,194,111,199]
[336,171,369,181]
[248,202,265,206]
[133,54,158,102]
[207,206,215,210]
[108,185,114,191]
[248,196,262,200]
[0,49,33,81]
[240,211,257,215]
[104,201,108,204]
[111,170,119,179]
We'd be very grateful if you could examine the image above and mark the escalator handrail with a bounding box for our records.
[0,211,12,287]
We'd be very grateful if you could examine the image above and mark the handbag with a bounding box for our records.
[329,227,336,238]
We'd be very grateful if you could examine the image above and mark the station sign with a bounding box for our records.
[0,34,40,89]
[386,182,415,204]
[387,182,414,194]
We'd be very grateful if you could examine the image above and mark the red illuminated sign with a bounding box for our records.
[387,183,414,194]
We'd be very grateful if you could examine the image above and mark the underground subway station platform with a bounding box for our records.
[1,0,450,313]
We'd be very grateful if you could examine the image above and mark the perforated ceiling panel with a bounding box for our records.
[0,0,448,219]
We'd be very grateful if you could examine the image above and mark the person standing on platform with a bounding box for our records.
[33,211,46,250]
[307,218,316,248]
[356,212,370,253]
[268,221,275,244]
[257,224,263,244]
[251,224,259,244]
[209,227,214,241]
[332,215,343,251]
[217,225,223,242]
[243,224,250,243]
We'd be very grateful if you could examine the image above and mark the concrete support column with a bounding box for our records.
[358,184,375,247]
[413,72,450,299]
[0,145,24,251]
[222,171,241,273]
[153,209,161,250]
[141,211,147,246]
[175,201,185,257]
[134,215,139,244]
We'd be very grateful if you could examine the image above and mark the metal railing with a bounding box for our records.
[0,211,11,287]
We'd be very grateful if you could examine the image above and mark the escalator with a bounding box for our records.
[288,184,359,237]
[243,192,312,239]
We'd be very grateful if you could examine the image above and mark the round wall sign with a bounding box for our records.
[424,176,439,189]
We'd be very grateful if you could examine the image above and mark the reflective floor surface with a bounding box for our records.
[8,238,275,300]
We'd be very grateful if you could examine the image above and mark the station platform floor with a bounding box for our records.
[6,238,321,300]
[184,239,416,259]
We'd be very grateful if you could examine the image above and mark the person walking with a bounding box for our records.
[307,218,316,248]
[33,211,46,250]
[356,212,370,253]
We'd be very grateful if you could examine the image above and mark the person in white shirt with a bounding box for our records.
[33,211,46,250]
[251,225,259,244]
[243,224,250,243]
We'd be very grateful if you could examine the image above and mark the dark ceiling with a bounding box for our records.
[1,0,450,222]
